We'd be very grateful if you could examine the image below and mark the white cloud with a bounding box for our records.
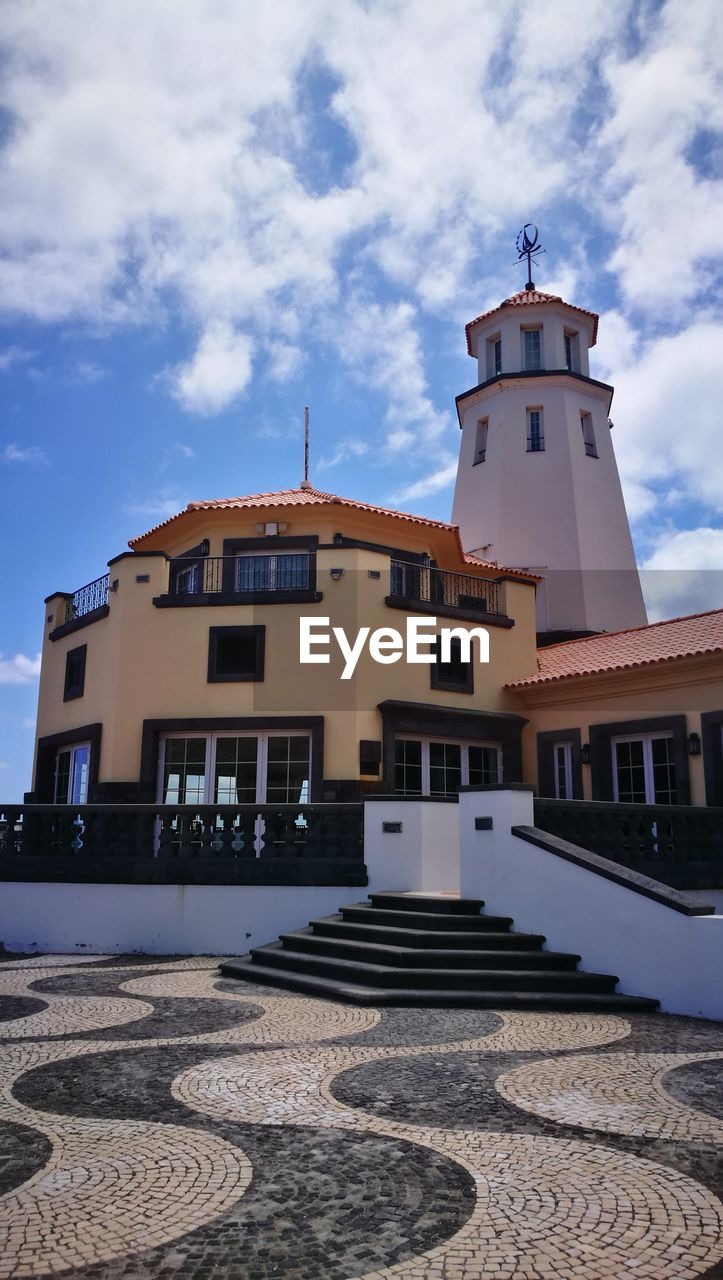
[159,441,196,471]
[0,653,41,684]
[125,487,189,522]
[0,0,720,472]
[392,455,458,504]
[69,360,107,384]
[599,0,723,316]
[331,296,451,453]
[168,321,254,415]
[604,321,723,518]
[640,527,723,620]
[0,345,32,371]
[317,439,369,471]
[3,443,50,466]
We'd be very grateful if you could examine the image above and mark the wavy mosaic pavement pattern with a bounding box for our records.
[0,955,721,1280]
[172,1046,723,1280]
[0,1116,252,1278]
[496,1051,723,1141]
[0,995,155,1041]
[123,970,383,1043]
[356,1133,723,1280]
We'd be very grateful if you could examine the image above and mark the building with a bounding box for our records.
[452,287,648,640]
[32,490,539,807]
[29,286,723,812]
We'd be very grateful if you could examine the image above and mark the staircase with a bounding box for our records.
[219,891,659,1010]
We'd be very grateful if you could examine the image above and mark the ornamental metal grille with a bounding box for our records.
[66,574,109,622]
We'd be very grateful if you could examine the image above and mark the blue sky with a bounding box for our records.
[1,0,722,800]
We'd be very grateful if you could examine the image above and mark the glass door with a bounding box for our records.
[612,734,676,804]
[54,743,90,804]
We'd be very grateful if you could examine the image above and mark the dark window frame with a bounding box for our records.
[536,728,583,799]
[431,635,474,694]
[139,716,324,803]
[32,723,102,802]
[378,700,527,795]
[701,710,723,805]
[63,644,87,702]
[221,535,318,597]
[207,626,265,683]
[588,715,690,804]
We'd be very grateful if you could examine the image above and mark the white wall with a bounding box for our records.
[362,800,460,894]
[0,800,460,955]
[0,883,366,956]
[459,788,723,1020]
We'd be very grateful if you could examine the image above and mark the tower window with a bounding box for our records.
[523,327,542,370]
[526,408,544,452]
[580,411,597,457]
[486,335,502,379]
[474,418,488,464]
[564,331,580,372]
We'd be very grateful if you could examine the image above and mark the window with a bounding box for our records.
[473,418,488,464]
[523,327,542,370]
[235,552,310,593]
[173,562,202,596]
[208,626,265,682]
[564,331,579,372]
[486,335,502,378]
[553,742,573,799]
[394,737,501,797]
[612,733,676,805]
[580,411,597,457]
[526,407,545,452]
[54,743,90,804]
[63,644,87,701]
[158,733,311,805]
[431,635,473,694]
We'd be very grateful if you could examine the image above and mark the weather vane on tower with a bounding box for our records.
[515,224,545,291]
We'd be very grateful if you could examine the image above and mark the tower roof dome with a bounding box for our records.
[465,289,599,356]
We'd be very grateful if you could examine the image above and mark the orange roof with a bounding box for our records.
[128,485,540,583]
[507,609,723,688]
[466,289,599,356]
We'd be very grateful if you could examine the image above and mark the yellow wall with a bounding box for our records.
[35,504,538,792]
[519,658,723,805]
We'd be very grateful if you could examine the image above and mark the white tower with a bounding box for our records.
[451,282,647,639]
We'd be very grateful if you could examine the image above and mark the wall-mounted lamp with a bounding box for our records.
[581,744,591,765]
[199,539,210,556]
[333,532,344,546]
[330,567,345,582]
[687,732,702,757]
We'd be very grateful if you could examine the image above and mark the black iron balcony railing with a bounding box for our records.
[65,574,110,623]
[389,560,501,616]
[168,553,314,599]
[534,798,723,890]
[0,803,366,886]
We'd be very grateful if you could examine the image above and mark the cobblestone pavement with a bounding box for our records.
[0,955,721,1279]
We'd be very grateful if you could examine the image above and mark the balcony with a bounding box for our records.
[156,553,322,607]
[387,560,511,625]
[48,574,111,640]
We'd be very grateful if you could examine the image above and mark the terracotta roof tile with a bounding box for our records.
[507,609,723,688]
[466,289,599,355]
[128,486,540,583]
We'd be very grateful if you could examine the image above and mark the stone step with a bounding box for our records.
[281,930,580,971]
[340,905,514,932]
[218,958,660,1012]
[250,943,620,993]
[312,917,547,950]
[368,892,486,915]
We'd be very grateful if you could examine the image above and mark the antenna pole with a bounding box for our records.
[300,405,312,490]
